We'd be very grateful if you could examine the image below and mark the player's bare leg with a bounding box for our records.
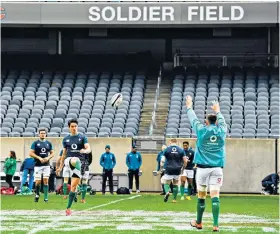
[172,179,179,203]
[210,189,220,232]
[190,186,207,230]
[66,158,81,216]
[180,176,187,200]
[186,177,193,200]
[43,177,49,202]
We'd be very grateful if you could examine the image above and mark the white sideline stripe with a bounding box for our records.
[83,195,141,211]
[262,227,277,232]
[27,195,141,234]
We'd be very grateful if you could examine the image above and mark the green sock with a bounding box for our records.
[67,191,76,209]
[212,197,220,226]
[173,185,178,200]
[197,198,206,224]
[81,184,87,200]
[43,185,48,200]
[180,185,185,196]
[63,183,68,195]
[164,184,170,194]
[35,184,41,196]
[187,184,193,196]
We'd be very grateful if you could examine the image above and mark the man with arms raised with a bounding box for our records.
[186,96,227,232]
[30,129,54,203]
[56,119,91,216]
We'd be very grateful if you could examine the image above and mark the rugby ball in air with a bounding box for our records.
[111,93,123,108]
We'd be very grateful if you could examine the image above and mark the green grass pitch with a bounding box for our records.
[1,193,279,234]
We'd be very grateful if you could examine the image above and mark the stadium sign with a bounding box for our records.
[88,6,244,22]
[1,2,278,26]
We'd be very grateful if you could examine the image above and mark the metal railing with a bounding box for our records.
[174,53,279,68]
[148,66,162,136]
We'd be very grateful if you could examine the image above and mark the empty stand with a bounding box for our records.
[1,70,146,137]
[165,68,279,139]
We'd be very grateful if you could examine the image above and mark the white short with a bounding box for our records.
[196,167,223,191]
[34,166,50,180]
[182,169,194,179]
[63,157,82,178]
[162,174,180,181]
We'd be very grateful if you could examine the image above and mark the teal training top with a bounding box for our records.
[187,108,227,168]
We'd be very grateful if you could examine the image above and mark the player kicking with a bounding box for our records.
[56,119,91,216]
[186,96,227,232]
[30,129,54,203]
[159,138,188,203]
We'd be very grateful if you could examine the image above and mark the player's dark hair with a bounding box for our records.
[183,141,189,146]
[10,150,16,159]
[38,128,46,134]
[207,114,217,125]
[68,119,78,127]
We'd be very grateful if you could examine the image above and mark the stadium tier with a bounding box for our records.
[0,69,146,138]
[1,67,279,139]
[166,68,280,139]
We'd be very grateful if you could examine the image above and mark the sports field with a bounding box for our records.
[1,194,279,234]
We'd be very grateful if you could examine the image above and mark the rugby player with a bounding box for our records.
[56,119,91,216]
[180,141,195,201]
[29,129,54,203]
[186,96,227,232]
[160,139,188,203]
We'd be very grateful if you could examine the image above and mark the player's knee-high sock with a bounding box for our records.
[211,197,220,226]
[35,183,41,196]
[173,185,178,200]
[164,184,170,194]
[73,160,81,177]
[67,191,76,209]
[197,198,206,224]
[43,185,49,200]
[187,184,193,196]
[63,183,68,195]
[81,184,87,200]
[180,184,185,196]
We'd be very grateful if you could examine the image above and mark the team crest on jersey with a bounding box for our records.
[210,135,218,143]
[172,147,177,152]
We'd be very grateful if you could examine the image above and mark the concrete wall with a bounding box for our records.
[164,138,276,193]
[1,137,277,193]
[0,137,132,173]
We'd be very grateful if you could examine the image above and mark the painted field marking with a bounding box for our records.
[27,195,141,234]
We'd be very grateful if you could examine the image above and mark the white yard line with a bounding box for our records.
[83,195,141,211]
[27,195,141,234]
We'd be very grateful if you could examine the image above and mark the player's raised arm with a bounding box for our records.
[211,100,227,133]
[185,96,204,135]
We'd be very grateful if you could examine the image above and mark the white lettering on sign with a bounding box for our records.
[88,6,175,22]
[187,5,244,21]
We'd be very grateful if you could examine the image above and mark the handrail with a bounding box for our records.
[173,53,279,67]
[149,66,162,136]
